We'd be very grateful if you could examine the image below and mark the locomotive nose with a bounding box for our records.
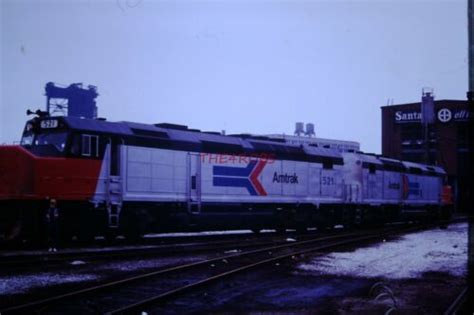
[0,145,35,199]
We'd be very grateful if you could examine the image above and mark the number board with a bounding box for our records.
[40,119,59,129]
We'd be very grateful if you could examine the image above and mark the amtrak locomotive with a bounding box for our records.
[0,114,452,243]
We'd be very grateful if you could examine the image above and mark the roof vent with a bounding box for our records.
[295,122,304,136]
[154,123,188,130]
[305,123,315,137]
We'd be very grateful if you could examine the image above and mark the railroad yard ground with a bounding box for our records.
[145,222,467,314]
[0,222,467,314]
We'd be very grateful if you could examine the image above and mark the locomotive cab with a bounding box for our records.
[0,116,110,245]
[20,117,72,157]
[20,117,104,159]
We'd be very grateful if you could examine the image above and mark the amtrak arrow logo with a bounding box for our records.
[402,175,421,199]
[213,160,267,196]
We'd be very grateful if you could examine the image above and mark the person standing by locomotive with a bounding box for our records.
[45,199,60,252]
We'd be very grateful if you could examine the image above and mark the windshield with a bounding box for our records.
[21,132,34,146]
[33,132,69,152]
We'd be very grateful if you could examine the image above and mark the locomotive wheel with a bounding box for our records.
[105,230,118,243]
[296,225,308,234]
[78,229,95,243]
[251,228,262,234]
[6,219,23,242]
[124,228,142,242]
[275,226,286,234]
[317,223,332,231]
[316,216,334,231]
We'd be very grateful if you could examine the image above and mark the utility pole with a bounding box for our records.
[466,0,473,312]
[468,1,473,116]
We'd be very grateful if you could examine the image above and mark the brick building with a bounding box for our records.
[381,99,470,211]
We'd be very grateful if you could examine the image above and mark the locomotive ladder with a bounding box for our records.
[105,140,124,229]
[186,153,202,215]
[107,176,123,228]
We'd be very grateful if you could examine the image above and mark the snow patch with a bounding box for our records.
[297,223,467,279]
[0,273,98,295]
[1,256,208,295]
[70,260,86,265]
[145,229,269,238]
[224,249,241,254]
[102,256,205,272]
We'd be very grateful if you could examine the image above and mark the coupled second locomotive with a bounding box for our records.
[0,114,452,244]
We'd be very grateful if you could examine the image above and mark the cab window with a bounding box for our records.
[21,132,34,146]
[34,132,68,152]
[81,134,99,157]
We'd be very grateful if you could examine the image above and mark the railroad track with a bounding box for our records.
[0,228,293,251]
[0,229,334,271]
[2,217,462,270]
[0,224,426,315]
[444,286,468,315]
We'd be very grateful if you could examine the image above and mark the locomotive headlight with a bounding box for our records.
[26,123,33,131]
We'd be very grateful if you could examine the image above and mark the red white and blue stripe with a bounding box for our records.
[213,160,267,196]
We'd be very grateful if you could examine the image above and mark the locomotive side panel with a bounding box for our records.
[121,147,345,205]
[321,167,343,200]
[382,171,402,203]
[294,161,310,196]
[151,148,187,194]
[418,175,442,204]
[363,169,383,202]
[268,159,309,198]
[432,176,443,203]
[200,154,272,199]
[200,154,326,203]
[401,173,441,205]
[308,164,321,196]
[123,146,187,201]
[402,174,423,203]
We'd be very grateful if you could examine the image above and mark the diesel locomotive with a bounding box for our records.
[0,114,453,244]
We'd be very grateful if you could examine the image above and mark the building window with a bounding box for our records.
[401,152,424,163]
[457,123,468,150]
[458,152,469,172]
[401,125,422,142]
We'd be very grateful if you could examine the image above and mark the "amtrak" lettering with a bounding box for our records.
[273,172,299,184]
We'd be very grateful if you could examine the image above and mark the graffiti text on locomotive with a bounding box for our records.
[201,153,276,164]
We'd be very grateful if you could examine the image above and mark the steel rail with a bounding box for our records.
[107,232,391,315]
[0,229,383,314]
[0,236,291,268]
[110,219,467,314]
[0,228,333,268]
[443,286,468,315]
[2,221,452,314]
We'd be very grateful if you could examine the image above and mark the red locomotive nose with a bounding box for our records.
[0,145,35,200]
[0,144,103,201]
[441,185,454,205]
